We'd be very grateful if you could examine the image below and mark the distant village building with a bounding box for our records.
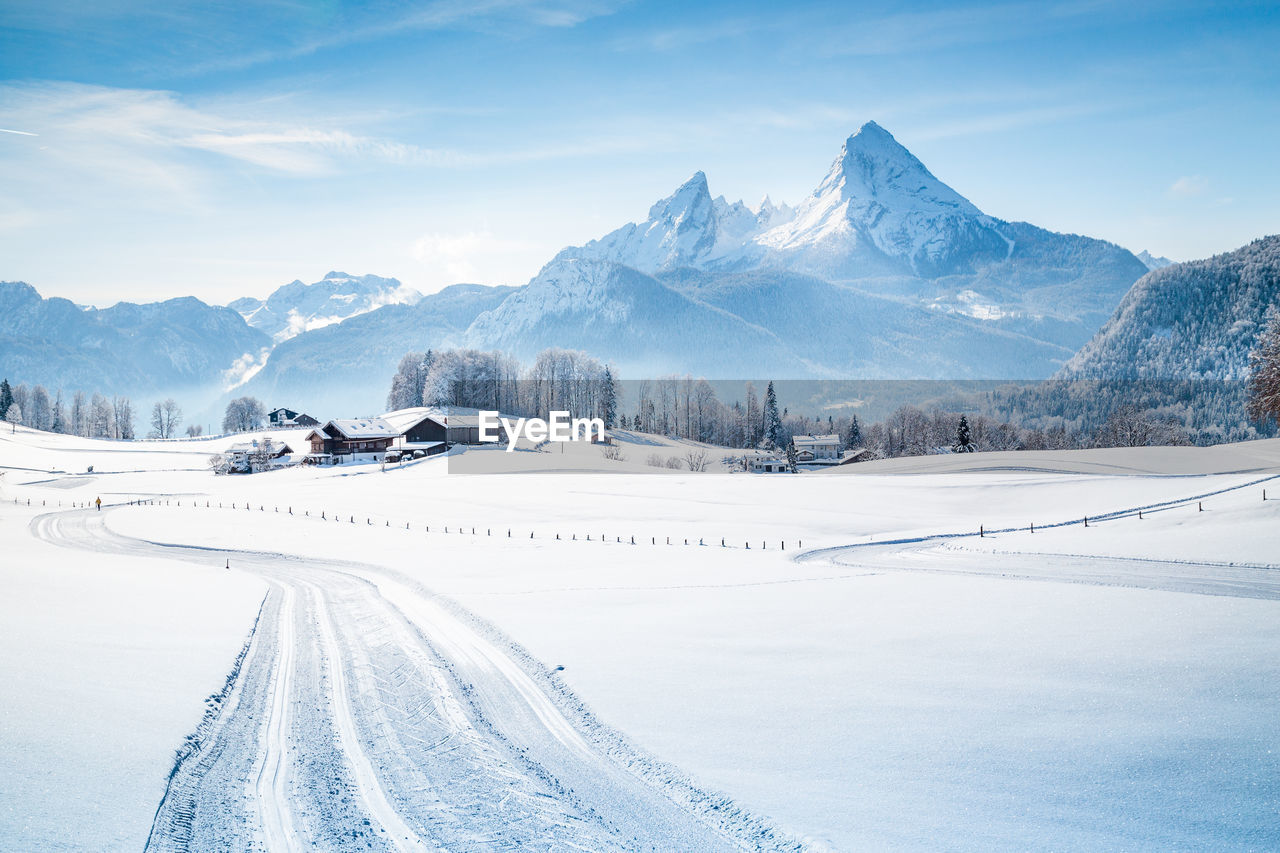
[268,407,319,428]
[791,434,842,464]
[222,438,293,473]
[749,457,790,473]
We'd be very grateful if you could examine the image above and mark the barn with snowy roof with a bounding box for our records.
[306,417,399,461]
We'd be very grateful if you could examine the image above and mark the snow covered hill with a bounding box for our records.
[228,271,421,343]
[1061,235,1280,380]
[463,258,809,377]
[3,425,1279,850]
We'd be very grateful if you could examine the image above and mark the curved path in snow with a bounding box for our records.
[32,508,794,853]
[798,473,1280,600]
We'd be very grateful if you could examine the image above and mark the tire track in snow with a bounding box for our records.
[253,580,299,852]
[305,581,433,852]
[30,506,798,852]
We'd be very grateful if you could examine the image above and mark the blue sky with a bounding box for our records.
[1,0,1277,304]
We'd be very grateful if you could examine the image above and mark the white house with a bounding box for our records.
[791,434,841,463]
[222,438,293,473]
[749,457,791,473]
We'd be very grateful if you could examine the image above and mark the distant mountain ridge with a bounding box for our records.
[229,271,421,343]
[1137,250,1175,271]
[0,281,270,398]
[234,283,515,417]
[550,122,1146,325]
[453,121,1146,384]
[1,122,1191,419]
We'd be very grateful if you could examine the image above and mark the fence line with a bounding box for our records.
[11,476,1278,554]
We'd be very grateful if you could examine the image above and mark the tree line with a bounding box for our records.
[0,379,198,439]
[387,328,1280,460]
[387,348,619,426]
[0,379,274,439]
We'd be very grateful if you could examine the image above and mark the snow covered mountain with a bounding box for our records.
[1061,235,1280,380]
[754,121,1013,278]
[229,271,421,343]
[0,281,271,398]
[463,258,811,377]
[545,122,1146,342]
[562,171,792,273]
[0,123,1160,415]
[234,283,515,417]
[455,122,1146,377]
[1137,250,1175,271]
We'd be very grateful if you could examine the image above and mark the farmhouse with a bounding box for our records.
[302,408,492,464]
[382,408,485,455]
[306,418,399,462]
[268,407,319,428]
[791,434,842,464]
[223,438,294,473]
[749,457,791,474]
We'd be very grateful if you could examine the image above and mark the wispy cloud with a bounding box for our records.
[36,0,629,76]
[1168,175,1209,197]
[0,80,688,194]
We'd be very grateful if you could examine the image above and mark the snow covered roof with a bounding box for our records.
[379,406,486,432]
[327,418,399,440]
[792,434,840,447]
[379,407,439,433]
[227,439,293,455]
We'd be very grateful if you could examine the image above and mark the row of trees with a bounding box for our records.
[387,348,620,425]
[0,378,266,439]
[383,342,1273,459]
[0,379,154,439]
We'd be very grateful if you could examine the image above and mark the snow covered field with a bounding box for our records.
[2,423,1279,851]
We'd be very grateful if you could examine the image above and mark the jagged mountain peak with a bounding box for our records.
[646,171,711,224]
[818,121,979,215]
[1136,250,1175,270]
[754,120,1007,277]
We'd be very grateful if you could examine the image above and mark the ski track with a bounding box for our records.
[30,507,781,853]
[253,581,298,852]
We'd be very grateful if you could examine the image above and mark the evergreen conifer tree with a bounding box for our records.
[846,414,863,448]
[763,381,782,448]
[601,366,618,428]
[955,414,974,452]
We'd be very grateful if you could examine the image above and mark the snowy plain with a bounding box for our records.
[2,423,1279,851]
